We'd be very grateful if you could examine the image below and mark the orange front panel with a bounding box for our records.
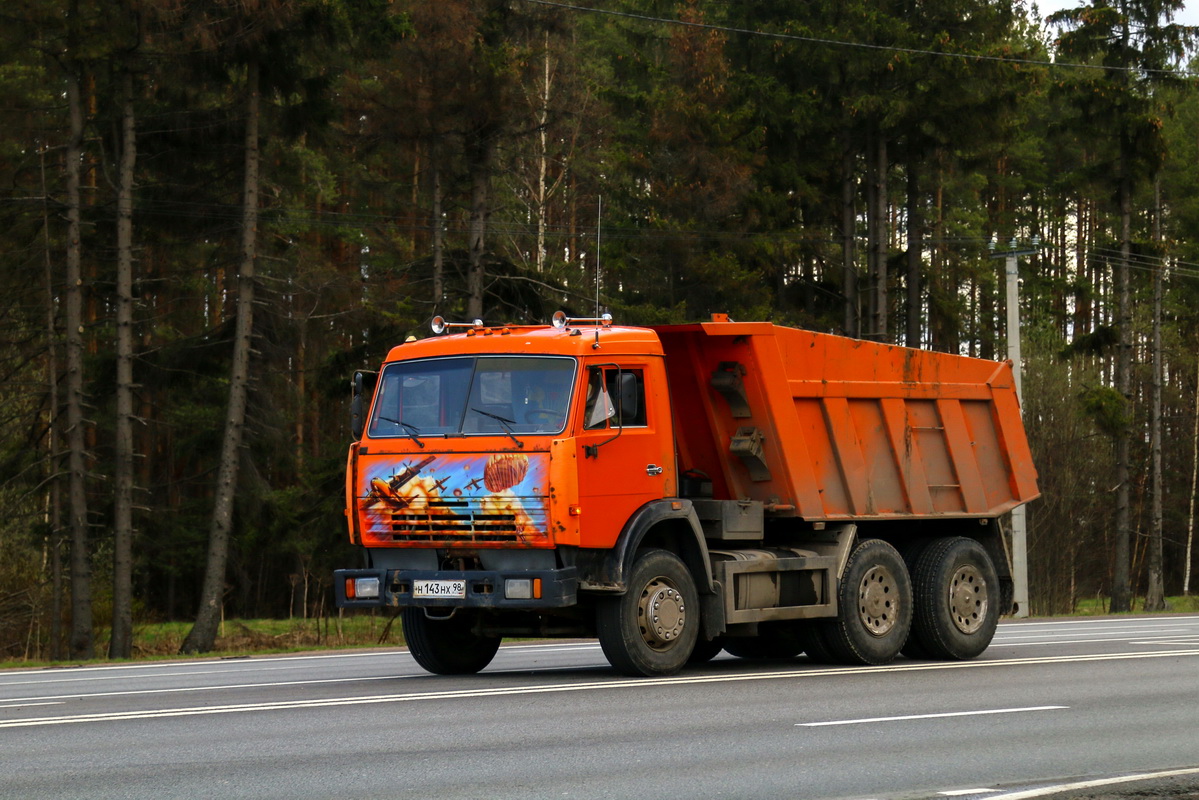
[355,450,554,548]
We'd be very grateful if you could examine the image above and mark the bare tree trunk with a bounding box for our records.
[536,32,551,274]
[1145,178,1165,612]
[841,120,857,338]
[466,126,493,322]
[905,158,922,347]
[1145,254,1164,610]
[1110,167,1133,614]
[871,133,889,342]
[181,61,260,654]
[40,145,65,661]
[431,147,444,315]
[65,65,93,661]
[864,130,878,337]
[1186,340,1198,596]
[110,68,137,658]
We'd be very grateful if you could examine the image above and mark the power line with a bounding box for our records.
[521,0,1197,78]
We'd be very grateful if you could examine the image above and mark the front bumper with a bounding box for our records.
[334,567,578,609]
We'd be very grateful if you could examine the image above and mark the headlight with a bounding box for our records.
[505,578,532,599]
[346,576,380,599]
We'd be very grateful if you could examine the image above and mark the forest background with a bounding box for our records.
[2,0,1199,661]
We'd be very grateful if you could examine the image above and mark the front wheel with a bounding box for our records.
[908,537,1000,660]
[819,538,912,666]
[596,549,699,676]
[402,607,501,675]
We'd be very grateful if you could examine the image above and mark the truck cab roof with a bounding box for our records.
[384,323,666,362]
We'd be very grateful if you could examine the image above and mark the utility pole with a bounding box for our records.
[990,235,1040,619]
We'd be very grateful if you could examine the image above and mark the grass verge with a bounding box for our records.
[0,611,405,670]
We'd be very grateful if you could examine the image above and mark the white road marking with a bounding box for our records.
[498,643,602,652]
[0,701,63,709]
[994,627,1189,640]
[0,673,410,703]
[0,666,330,688]
[1,648,1196,730]
[996,615,1199,628]
[0,649,413,678]
[997,637,1192,648]
[939,790,999,797]
[796,706,1066,727]
[0,642,599,685]
[990,766,1199,799]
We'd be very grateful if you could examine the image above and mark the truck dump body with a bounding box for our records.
[654,321,1039,521]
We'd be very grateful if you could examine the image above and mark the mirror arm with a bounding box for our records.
[583,366,624,458]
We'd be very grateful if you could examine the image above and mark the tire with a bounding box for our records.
[819,538,912,666]
[898,538,932,659]
[722,623,805,660]
[596,549,700,676]
[900,629,930,660]
[908,536,1000,660]
[795,621,837,664]
[402,607,501,675]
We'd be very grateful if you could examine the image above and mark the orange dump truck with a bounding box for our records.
[335,313,1039,676]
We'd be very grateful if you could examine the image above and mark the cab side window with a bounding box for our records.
[584,367,646,429]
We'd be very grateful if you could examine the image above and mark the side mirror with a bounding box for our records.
[350,370,378,441]
[618,373,638,421]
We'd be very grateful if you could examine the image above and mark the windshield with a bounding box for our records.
[368,355,577,438]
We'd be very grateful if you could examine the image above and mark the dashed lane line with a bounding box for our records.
[795,705,1067,727]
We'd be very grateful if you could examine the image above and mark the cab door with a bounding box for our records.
[575,360,675,549]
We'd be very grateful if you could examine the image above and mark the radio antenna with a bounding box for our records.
[594,195,602,319]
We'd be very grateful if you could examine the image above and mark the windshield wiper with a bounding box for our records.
[378,416,425,449]
[469,407,525,449]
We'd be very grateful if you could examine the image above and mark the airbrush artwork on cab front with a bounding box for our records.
[357,453,551,547]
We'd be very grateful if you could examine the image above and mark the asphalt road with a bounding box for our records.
[2,615,1198,800]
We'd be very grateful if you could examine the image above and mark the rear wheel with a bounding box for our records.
[899,538,932,659]
[819,538,912,666]
[908,537,1000,660]
[795,621,837,664]
[597,549,699,676]
[402,607,501,675]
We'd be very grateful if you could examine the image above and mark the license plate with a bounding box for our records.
[412,579,466,599]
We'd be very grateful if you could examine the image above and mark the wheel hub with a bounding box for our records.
[949,565,988,634]
[638,577,686,650]
[858,565,898,637]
